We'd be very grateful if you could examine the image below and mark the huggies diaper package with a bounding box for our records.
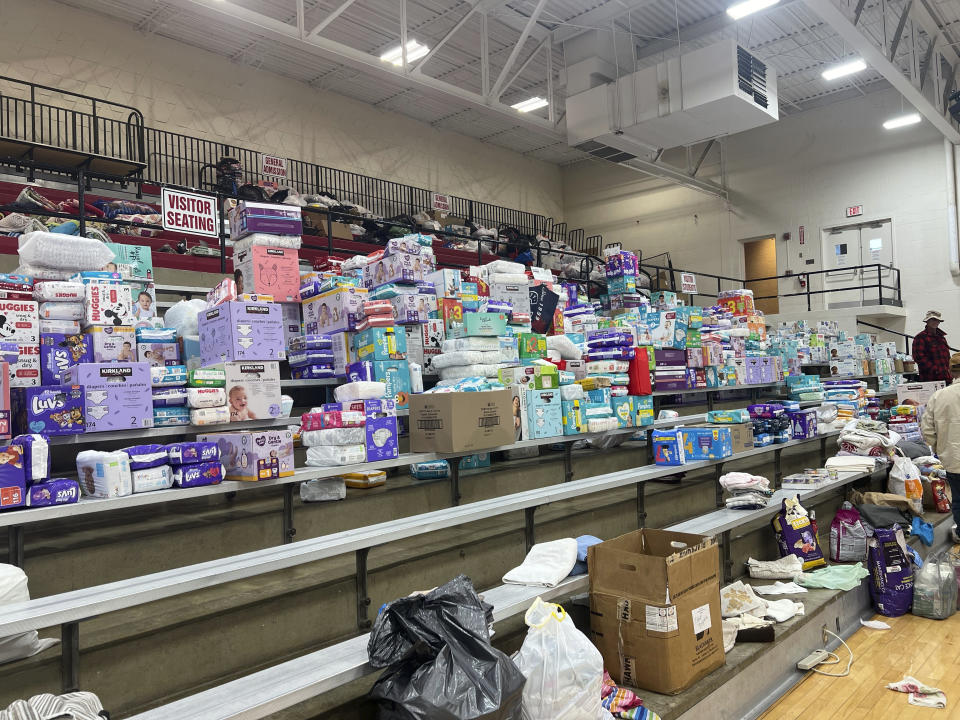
[186,387,227,409]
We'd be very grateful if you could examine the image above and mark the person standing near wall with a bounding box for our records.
[920,352,960,543]
[912,310,952,383]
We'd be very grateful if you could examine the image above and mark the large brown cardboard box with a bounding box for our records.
[303,209,354,241]
[409,389,514,453]
[588,529,725,694]
[693,422,753,455]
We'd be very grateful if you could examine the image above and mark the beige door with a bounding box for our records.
[743,237,779,315]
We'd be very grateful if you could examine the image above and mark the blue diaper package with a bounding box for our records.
[172,461,224,488]
[652,429,685,466]
[409,460,450,479]
[135,327,178,343]
[288,348,335,367]
[122,444,169,470]
[152,387,188,407]
[26,477,80,507]
[167,441,221,466]
[151,365,188,387]
[346,361,375,383]
[585,348,635,360]
[12,386,85,436]
[288,334,333,352]
[40,334,92,385]
[291,364,336,379]
[153,406,190,426]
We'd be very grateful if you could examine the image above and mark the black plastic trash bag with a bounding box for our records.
[367,574,525,720]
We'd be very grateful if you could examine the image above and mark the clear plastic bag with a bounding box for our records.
[513,599,607,720]
[913,553,957,620]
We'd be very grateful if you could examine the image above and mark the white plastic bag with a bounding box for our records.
[0,564,58,664]
[163,299,207,337]
[890,454,924,515]
[513,598,609,720]
[18,231,115,270]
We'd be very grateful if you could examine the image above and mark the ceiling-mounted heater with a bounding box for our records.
[565,38,779,154]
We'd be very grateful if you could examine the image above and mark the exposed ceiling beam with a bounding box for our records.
[804,0,960,142]
[162,0,564,140]
[550,0,662,44]
[411,3,478,72]
[619,156,728,199]
[306,0,357,39]
[490,0,549,99]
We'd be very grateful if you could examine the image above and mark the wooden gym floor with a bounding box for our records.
[761,611,960,718]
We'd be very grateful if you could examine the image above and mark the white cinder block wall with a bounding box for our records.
[0,0,563,221]
[563,88,960,342]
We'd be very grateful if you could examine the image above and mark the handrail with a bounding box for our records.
[857,319,960,354]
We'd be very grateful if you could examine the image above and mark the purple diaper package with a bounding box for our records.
[288,334,333,352]
[585,348,635,360]
[198,301,286,365]
[26,477,79,507]
[345,361,375,383]
[167,441,221,466]
[198,429,294,481]
[12,385,86,436]
[291,364,335,379]
[365,411,399,462]
[172,461,224,488]
[63,363,153,432]
[12,434,49,483]
[0,442,26,511]
[748,403,785,419]
[152,387,188,407]
[40,334,92,385]
[586,330,634,348]
[122,444,169,470]
[288,349,335,367]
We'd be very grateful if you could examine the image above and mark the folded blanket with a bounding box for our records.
[502,538,578,587]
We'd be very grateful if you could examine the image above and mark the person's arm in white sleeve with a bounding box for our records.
[921,396,937,450]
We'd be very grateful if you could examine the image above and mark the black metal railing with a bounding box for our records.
[642,261,903,311]
[0,75,145,170]
[857,320,960,354]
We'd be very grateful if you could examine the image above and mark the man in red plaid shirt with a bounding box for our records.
[912,310,952,383]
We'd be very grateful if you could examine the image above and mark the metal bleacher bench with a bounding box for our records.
[1,425,851,698]
[122,463,880,720]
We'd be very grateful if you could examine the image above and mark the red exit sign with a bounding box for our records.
[846,204,863,218]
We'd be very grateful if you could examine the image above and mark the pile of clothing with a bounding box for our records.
[837,418,900,458]
[720,579,806,650]
[720,472,772,509]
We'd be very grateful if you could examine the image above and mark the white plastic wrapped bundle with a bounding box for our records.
[441,337,501,353]
[32,281,85,302]
[189,406,230,425]
[301,427,366,446]
[483,259,525,275]
[430,350,502,370]
[438,364,500,380]
[230,233,301,255]
[587,417,619,433]
[545,335,582,360]
[186,387,227,409]
[334,381,386,402]
[16,264,72,281]
[164,299,207,337]
[341,255,370,271]
[300,478,346,502]
[132,465,174,493]
[559,384,585,401]
[306,444,366,466]
[585,360,629,374]
[76,450,132,498]
[38,302,83,320]
[18,231,115,270]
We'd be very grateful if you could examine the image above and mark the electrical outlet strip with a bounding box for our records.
[797,649,832,671]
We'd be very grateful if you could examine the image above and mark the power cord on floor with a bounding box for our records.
[805,628,854,677]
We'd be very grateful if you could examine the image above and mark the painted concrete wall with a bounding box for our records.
[563,88,958,341]
[0,0,563,220]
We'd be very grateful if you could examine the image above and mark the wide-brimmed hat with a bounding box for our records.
[925,310,944,323]
[951,352,960,370]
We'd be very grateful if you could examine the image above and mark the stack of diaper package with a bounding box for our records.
[289,334,335,379]
[75,440,224,497]
[0,433,81,510]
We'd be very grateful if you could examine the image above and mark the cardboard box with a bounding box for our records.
[354,326,407,361]
[525,388,563,438]
[198,429,295,481]
[589,529,724,694]
[64,362,153,432]
[279,302,302,350]
[497,364,558,390]
[12,385,85,435]
[0,300,39,345]
[330,331,354,376]
[234,246,301,302]
[403,325,424,367]
[83,283,134,328]
[448,312,508,338]
[679,426,733,460]
[488,282,532,315]
[371,360,412,407]
[198,301,286,366]
[390,294,437,324]
[421,319,444,375]
[84,326,137,363]
[652,429,685,465]
[40,333,92,385]
[409,389,514,453]
[9,344,40,388]
[561,399,584,435]
[897,381,945,406]
[426,269,463,298]
[218,361,283,421]
[363,251,433,288]
[697,422,753,454]
[104,242,153,280]
[229,201,302,239]
[302,286,368,335]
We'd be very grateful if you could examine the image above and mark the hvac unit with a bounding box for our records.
[566,38,778,156]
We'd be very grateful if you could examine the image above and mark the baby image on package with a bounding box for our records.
[220,361,282,422]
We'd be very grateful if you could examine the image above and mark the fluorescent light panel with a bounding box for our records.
[511,96,549,112]
[821,58,866,80]
[882,112,922,129]
[380,40,429,66]
[727,0,779,19]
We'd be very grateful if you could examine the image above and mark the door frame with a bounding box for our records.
[820,215,896,308]
[740,234,780,315]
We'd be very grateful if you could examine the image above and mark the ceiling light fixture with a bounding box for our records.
[511,96,549,113]
[882,112,922,129]
[726,0,779,20]
[821,58,866,81]
[380,40,429,66]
